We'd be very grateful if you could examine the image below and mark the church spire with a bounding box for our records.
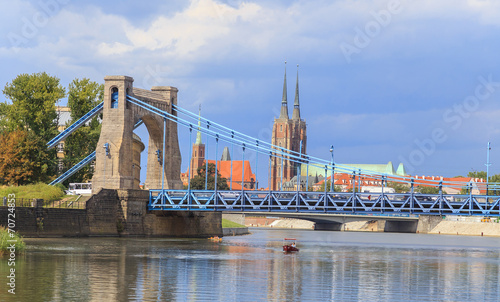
[292,64,301,120]
[195,104,202,145]
[279,61,289,119]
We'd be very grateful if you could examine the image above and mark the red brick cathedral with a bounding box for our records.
[270,63,307,190]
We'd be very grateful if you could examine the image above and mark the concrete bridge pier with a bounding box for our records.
[382,220,419,233]
[314,222,343,231]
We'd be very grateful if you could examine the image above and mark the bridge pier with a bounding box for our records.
[87,189,222,237]
[314,222,343,231]
[416,215,443,233]
[382,220,418,233]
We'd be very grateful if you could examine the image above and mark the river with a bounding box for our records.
[1,229,500,301]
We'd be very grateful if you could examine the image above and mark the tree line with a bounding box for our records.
[0,72,103,186]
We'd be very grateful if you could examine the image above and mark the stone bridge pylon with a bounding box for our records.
[92,75,183,193]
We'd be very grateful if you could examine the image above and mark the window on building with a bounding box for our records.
[280,124,283,132]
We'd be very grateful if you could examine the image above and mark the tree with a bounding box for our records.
[63,78,103,184]
[190,163,229,190]
[347,186,360,193]
[468,171,487,179]
[2,72,65,182]
[67,78,103,121]
[3,72,64,141]
[0,129,41,185]
[387,182,410,193]
[318,180,342,192]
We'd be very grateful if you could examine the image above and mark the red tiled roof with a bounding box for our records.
[182,160,256,190]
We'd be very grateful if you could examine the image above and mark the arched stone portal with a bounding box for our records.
[92,75,183,193]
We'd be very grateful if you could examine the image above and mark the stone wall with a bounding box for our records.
[0,189,222,238]
[0,206,88,237]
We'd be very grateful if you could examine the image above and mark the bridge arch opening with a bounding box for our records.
[135,114,165,189]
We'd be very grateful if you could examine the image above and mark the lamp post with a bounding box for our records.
[329,145,334,192]
[486,142,491,196]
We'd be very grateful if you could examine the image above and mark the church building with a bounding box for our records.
[270,63,307,190]
[180,108,257,190]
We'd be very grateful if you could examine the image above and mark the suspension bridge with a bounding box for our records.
[48,75,500,220]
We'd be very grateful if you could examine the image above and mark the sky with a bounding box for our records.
[2,0,500,185]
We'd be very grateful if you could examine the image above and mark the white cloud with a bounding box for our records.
[2,0,500,177]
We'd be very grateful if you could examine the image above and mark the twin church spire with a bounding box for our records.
[279,61,302,120]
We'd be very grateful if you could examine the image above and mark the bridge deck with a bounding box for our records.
[148,190,500,217]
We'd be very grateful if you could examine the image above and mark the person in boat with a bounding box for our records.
[291,242,296,248]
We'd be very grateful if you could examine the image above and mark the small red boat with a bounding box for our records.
[283,238,299,253]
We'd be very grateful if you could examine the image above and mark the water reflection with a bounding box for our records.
[1,230,500,301]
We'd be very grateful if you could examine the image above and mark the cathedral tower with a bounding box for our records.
[270,63,307,190]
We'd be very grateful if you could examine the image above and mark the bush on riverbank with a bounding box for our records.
[0,183,65,202]
[0,227,26,255]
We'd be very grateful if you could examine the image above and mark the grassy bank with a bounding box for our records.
[222,219,245,228]
[0,183,65,202]
[0,227,25,255]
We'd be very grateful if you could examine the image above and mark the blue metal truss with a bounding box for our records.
[47,102,104,149]
[148,189,500,217]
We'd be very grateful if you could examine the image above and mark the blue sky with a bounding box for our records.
[2,0,500,184]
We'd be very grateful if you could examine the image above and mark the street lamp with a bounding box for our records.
[486,142,491,196]
[330,145,334,192]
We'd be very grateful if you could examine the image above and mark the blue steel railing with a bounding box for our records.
[47,102,104,149]
[149,189,500,216]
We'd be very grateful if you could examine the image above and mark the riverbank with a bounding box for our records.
[244,216,500,236]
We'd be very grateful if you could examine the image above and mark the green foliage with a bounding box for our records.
[462,171,500,195]
[67,78,103,122]
[1,72,65,182]
[387,182,410,193]
[415,186,440,194]
[318,180,342,192]
[0,227,26,254]
[63,78,103,184]
[347,186,360,193]
[222,219,245,228]
[190,163,229,190]
[468,171,487,179]
[63,126,101,184]
[0,183,65,202]
[2,72,64,141]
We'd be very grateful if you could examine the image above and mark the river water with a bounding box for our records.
[1,229,500,301]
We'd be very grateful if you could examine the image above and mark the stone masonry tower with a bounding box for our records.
[92,75,182,193]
